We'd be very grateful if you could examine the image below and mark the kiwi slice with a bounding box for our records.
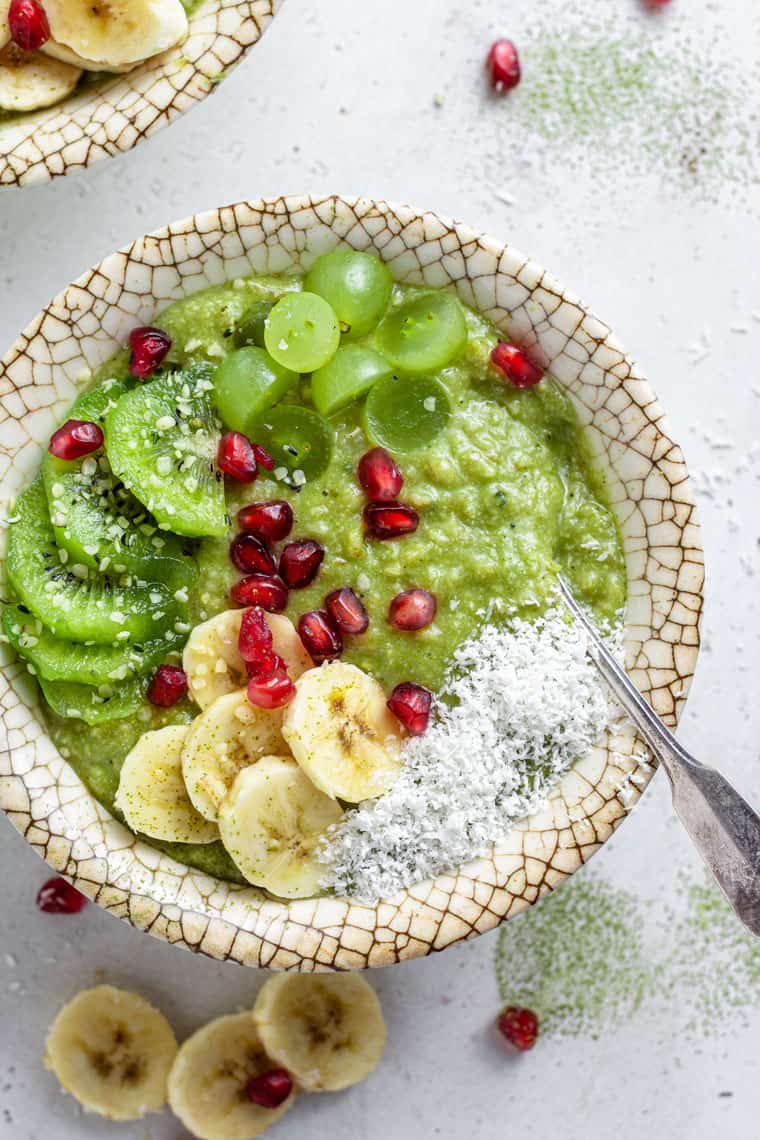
[6,479,179,645]
[38,675,146,725]
[105,365,227,538]
[42,380,197,589]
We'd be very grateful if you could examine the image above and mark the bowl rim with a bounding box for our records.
[0,194,704,969]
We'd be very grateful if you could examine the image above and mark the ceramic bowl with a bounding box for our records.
[0,0,282,188]
[0,195,704,969]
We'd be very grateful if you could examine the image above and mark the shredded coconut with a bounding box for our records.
[320,612,620,903]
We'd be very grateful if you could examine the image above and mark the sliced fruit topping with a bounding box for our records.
[218,755,343,898]
[246,1069,294,1109]
[364,373,451,452]
[297,610,342,664]
[9,0,50,51]
[36,876,86,914]
[115,724,218,844]
[128,325,171,379]
[490,341,543,387]
[213,347,298,435]
[325,588,369,635]
[247,667,295,710]
[253,973,386,1092]
[389,588,437,631]
[233,299,274,349]
[230,533,276,576]
[357,446,403,501]
[238,499,293,542]
[497,1006,539,1051]
[38,675,146,725]
[43,0,187,70]
[146,664,188,708]
[264,291,340,372]
[105,365,226,538]
[44,985,177,1122]
[0,42,80,112]
[305,248,393,340]
[168,1013,295,1140]
[311,344,393,417]
[279,538,324,589]
[249,405,333,482]
[363,500,419,540]
[48,418,102,460]
[282,661,402,802]
[231,574,288,613]
[375,291,467,372]
[217,430,258,483]
[387,681,433,736]
[487,38,521,92]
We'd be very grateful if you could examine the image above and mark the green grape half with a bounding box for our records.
[363,374,451,453]
[251,406,334,480]
[375,291,467,373]
[264,292,340,373]
[213,347,298,434]
[311,345,393,417]
[233,300,274,349]
[305,249,393,340]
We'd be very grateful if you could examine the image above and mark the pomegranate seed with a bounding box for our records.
[325,588,369,635]
[487,39,521,92]
[298,610,342,664]
[490,342,543,388]
[364,501,419,540]
[389,588,437,631]
[218,431,258,482]
[8,0,50,50]
[238,606,273,661]
[252,442,275,471]
[246,1068,293,1109]
[147,664,188,707]
[497,1006,539,1051]
[36,876,86,915]
[387,682,432,735]
[230,533,276,576]
[247,669,295,709]
[48,419,103,461]
[357,447,403,501]
[279,539,324,589]
[231,574,288,613]
[237,500,294,543]
[128,326,171,379]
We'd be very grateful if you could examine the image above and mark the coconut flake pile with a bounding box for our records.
[320,611,619,903]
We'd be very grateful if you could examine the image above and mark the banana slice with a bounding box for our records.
[44,985,177,1121]
[184,609,311,711]
[168,1011,295,1140]
[41,39,134,73]
[217,755,343,899]
[181,689,286,822]
[282,662,403,803]
[114,724,219,845]
[0,9,9,49]
[0,43,81,112]
[253,973,386,1092]
[43,0,188,70]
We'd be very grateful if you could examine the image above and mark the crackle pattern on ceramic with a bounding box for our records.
[0,0,280,188]
[0,196,704,970]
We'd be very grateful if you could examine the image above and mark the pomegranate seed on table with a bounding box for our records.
[252,442,275,471]
[147,664,188,707]
[325,588,369,635]
[230,533,276,576]
[247,668,295,709]
[246,1069,293,1109]
[298,610,343,664]
[490,342,543,388]
[231,574,288,613]
[36,876,86,915]
[357,447,404,501]
[237,500,294,542]
[217,432,259,482]
[8,0,50,50]
[279,539,324,589]
[487,39,521,92]
[497,1006,539,1051]
[48,419,103,461]
[387,682,432,735]
[128,326,171,379]
[389,588,437,631]
[364,501,419,540]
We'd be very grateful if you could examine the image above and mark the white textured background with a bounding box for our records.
[1,0,760,1137]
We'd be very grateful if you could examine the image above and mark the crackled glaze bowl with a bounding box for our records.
[0,1,282,188]
[0,195,704,969]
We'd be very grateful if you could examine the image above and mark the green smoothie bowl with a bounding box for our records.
[0,195,704,969]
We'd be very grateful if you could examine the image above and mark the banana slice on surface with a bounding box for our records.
[184,609,311,711]
[182,689,286,822]
[217,755,343,899]
[168,1012,295,1140]
[282,661,403,803]
[41,38,134,73]
[43,0,187,69]
[114,724,218,845]
[253,973,386,1092]
[44,985,177,1121]
[0,44,81,112]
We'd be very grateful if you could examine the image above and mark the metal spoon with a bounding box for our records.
[557,574,760,937]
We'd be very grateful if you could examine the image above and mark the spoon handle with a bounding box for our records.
[557,575,760,937]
